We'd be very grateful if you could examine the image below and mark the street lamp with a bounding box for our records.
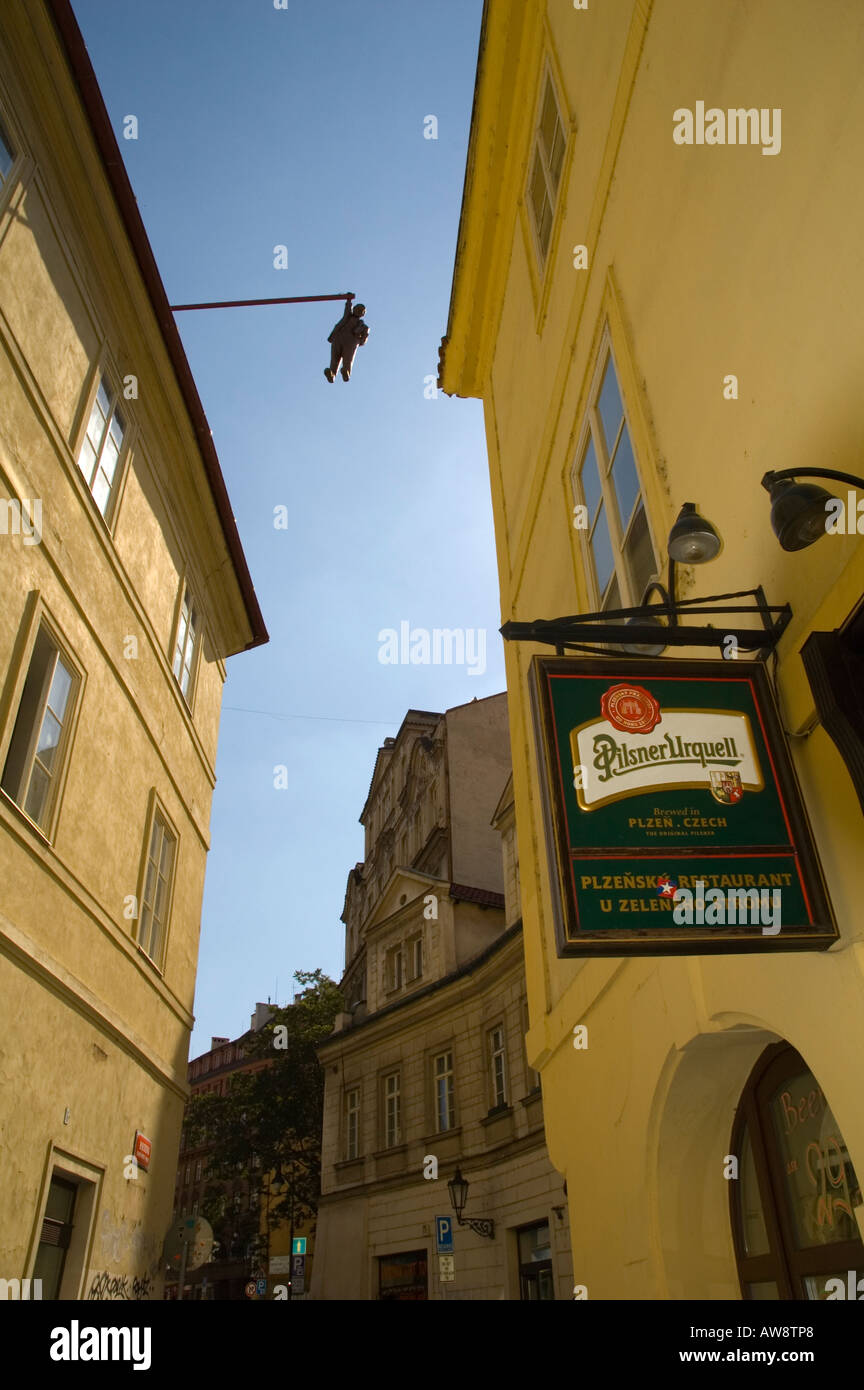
[447,1167,495,1240]
[761,468,864,551]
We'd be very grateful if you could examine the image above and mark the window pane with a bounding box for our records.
[109,408,125,448]
[589,504,615,596]
[548,122,565,191]
[601,572,621,614]
[739,1125,770,1256]
[0,121,14,181]
[47,659,73,721]
[597,357,624,457]
[519,1223,551,1263]
[35,710,62,771]
[539,84,558,167]
[611,424,639,528]
[77,437,97,486]
[623,504,656,602]
[100,435,120,485]
[92,470,111,517]
[538,199,552,258]
[747,1282,780,1300]
[159,832,174,879]
[579,438,602,522]
[529,152,547,233]
[767,1068,861,1249]
[24,761,50,824]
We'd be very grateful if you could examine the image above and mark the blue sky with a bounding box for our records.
[72,0,501,1053]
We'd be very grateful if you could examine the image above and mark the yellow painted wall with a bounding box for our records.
[0,2,256,1297]
[442,0,864,1298]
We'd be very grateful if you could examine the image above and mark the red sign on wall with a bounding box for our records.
[133,1131,152,1171]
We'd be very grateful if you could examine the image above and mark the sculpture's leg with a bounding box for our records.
[341,340,358,381]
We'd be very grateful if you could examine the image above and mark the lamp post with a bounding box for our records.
[761,469,864,550]
[447,1167,495,1240]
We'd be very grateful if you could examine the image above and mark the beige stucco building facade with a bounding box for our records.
[312,696,573,1299]
[440,0,864,1299]
[0,0,265,1299]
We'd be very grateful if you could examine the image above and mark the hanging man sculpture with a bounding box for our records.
[324,295,369,383]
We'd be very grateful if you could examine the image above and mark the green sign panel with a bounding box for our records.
[292,1238,306,1255]
[530,657,836,957]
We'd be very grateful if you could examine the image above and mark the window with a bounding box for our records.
[385,944,404,992]
[76,375,126,522]
[378,1250,427,1301]
[517,1222,555,1300]
[730,1044,864,1299]
[1,624,79,834]
[384,1071,401,1148]
[194,1161,202,1182]
[573,346,658,612]
[172,587,200,703]
[528,72,566,264]
[0,117,15,185]
[345,1087,360,1160]
[137,803,177,966]
[489,1025,508,1110]
[409,934,423,981]
[434,1051,455,1133]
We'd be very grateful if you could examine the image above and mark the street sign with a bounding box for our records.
[291,1254,305,1294]
[435,1216,454,1253]
[256,1278,267,1296]
[439,1255,455,1282]
[245,1281,256,1298]
[269,1255,292,1274]
[291,1237,307,1255]
[162,1216,213,1272]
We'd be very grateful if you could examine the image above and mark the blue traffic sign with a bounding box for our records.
[435,1216,454,1253]
[256,1278,267,1295]
[292,1237,307,1255]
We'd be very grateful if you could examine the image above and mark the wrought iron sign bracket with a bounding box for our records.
[456,1214,496,1240]
[501,587,792,658]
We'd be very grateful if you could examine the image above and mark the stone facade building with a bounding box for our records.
[312,695,573,1299]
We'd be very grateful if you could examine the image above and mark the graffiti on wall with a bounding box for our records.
[87,1270,152,1301]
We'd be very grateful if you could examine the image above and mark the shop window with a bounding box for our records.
[730,1043,864,1299]
[378,1249,428,1301]
[517,1221,554,1300]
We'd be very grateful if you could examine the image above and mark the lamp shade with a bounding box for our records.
[621,612,667,658]
[447,1167,469,1219]
[666,503,722,564]
[764,476,837,551]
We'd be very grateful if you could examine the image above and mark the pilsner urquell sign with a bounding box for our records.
[530,657,837,957]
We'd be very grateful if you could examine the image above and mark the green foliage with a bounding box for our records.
[185,969,342,1237]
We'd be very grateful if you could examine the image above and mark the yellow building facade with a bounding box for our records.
[441,0,864,1299]
[0,1,265,1299]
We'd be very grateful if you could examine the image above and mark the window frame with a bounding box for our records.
[729,1043,864,1300]
[0,611,84,842]
[385,943,404,994]
[170,580,203,709]
[134,793,178,971]
[571,333,660,612]
[526,65,567,270]
[488,1024,508,1111]
[344,1086,360,1161]
[73,368,131,529]
[383,1070,401,1149]
[433,1050,455,1134]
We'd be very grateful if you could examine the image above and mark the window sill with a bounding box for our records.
[371,1143,408,1160]
[0,786,54,847]
[483,1103,511,1122]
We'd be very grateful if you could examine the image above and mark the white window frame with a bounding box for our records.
[345,1087,360,1161]
[0,619,81,838]
[385,943,404,993]
[75,371,129,525]
[489,1025,508,1110]
[136,795,178,970]
[411,934,423,981]
[434,1051,455,1133]
[383,1071,401,1149]
[527,66,567,267]
[171,582,201,706]
[571,334,659,612]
